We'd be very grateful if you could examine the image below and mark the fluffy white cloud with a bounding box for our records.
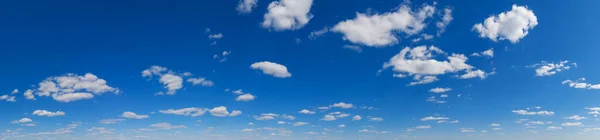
[11,89,18,94]
[298,109,315,114]
[236,94,256,101]
[332,102,353,109]
[473,5,538,43]
[159,107,208,117]
[120,111,149,119]
[352,115,362,121]
[30,73,119,102]
[332,4,435,47]
[561,122,582,127]
[32,110,65,117]
[262,0,314,30]
[512,110,554,116]
[0,95,16,102]
[338,124,346,128]
[230,110,242,116]
[237,0,258,13]
[24,89,35,100]
[529,61,574,76]
[209,106,230,117]
[52,93,94,102]
[321,115,337,121]
[151,122,186,130]
[159,74,183,95]
[250,61,292,78]
[436,8,453,36]
[429,87,451,93]
[383,46,489,85]
[369,117,383,121]
[11,118,33,124]
[293,122,309,126]
[471,48,494,57]
[567,115,587,121]
[187,77,214,87]
[562,78,600,90]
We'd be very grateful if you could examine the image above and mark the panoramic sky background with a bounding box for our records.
[1,0,600,140]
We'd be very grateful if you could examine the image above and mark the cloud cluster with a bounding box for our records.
[32,110,65,117]
[262,0,314,30]
[473,5,538,43]
[332,4,435,47]
[28,73,120,102]
[562,78,600,90]
[529,60,574,76]
[142,66,214,95]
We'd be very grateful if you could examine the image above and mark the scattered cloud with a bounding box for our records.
[471,48,494,57]
[262,0,314,30]
[473,5,538,43]
[32,110,65,117]
[429,87,451,93]
[0,95,16,102]
[209,106,230,117]
[547,126,562,130]
[293,122,309,126]
[332,3,435,47]
[321,115,337,121]
[236,0,258,13]
[562,78,600,89]
[561,122,582,127]
[512,109,554,116]
[369,117,383,121]
[421,116,450,121]
[352,115,362,121]
[567,115,587,121]
[436,7,453,36]
[298,109,316,114]
[236,94,256,101]
[230,110,243,117]
[151,122,186,130]
[343,45,362,53]
[528,60,574,76]
[309,27,329,39]
[159,107,208,117]
[30,73,119,102]
[99,119,125,124]
[120,111,149,119]
[332,102,354,109]
[250,61,292,78]
[11,118,33,124]
[187,77,214,87]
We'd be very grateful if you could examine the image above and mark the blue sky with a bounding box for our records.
[1,0,600,139]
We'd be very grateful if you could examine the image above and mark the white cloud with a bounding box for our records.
[51,93,94,102]
[120,111,149,119]
[293,122,309,126]
[159,107,208,117]
[436,8,453,36]
[241,128,255,132]
[562,78,600,90]
[0,95,16,102]
[11,89,18,94]
[151,122,186,130]
[321,115,337,121]
[24,89,35,100]
[416,125,431,129]
[332,102,354,109]
[429,87,451,93]
[254,113,279,121]
[209,106,230,117]
[232,89,244,95]
[352,115,362,121]
[262,0,314,30]
[309,27,329,39]
[567,115,587,121]
[529,61,574,76]
[31,73,119,102]
[32,110,65,117]
[236,94,256,101]
[298,109,315,114]
[11,118,33,124]
[208,33,223,39]
[471,48,494,58]
[187,78,214,87]
[547,126,562,130]
[159,74,183,95]
[282,114,296,120]
[343,45,362,53]
[460,128,475,133]
[236,0,258,13]
[383,46,489,85]
[473,5,538,43]
[332,3,435,47]
[250,61,292,78]
[490,123,501,127]
[278,121,286,124]
[99,119,125,124]
[226,110,242,117]
[421,116,450,121]
[512,110,554,116]
[338,124,346,128]
[369,117,383,121]
[561,122,582,127]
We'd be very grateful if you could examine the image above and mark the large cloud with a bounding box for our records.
[473,5,538,43]
[332,4,435,47]
[237,0,258,13]
[250,61,292,78]
[382,46,489,85]
[262,0,314,30]
[29,73,119,102]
